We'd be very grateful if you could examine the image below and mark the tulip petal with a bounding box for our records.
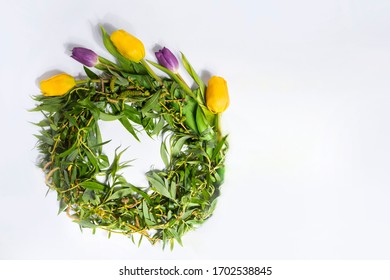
[205,76,229,114]
[40,73,76,97]
[155,47,179,73]
[110,30,145,63]
[71,47,99,67]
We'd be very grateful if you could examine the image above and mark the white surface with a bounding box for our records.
[1,0,390,259]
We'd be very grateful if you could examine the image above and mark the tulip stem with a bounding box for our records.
[173,77,197,100]
[216,113,222,141]
[76,79,109,85]
[98,56,118,68]
[176,73,189,89]
[146,59,199,102]
[141,59,162,84]
[176,73,202,101]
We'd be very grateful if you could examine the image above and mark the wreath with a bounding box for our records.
[32,27,229,249]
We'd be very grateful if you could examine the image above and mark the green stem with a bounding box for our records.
[76,79,109,85]
[170,73,197,101]
[216,113,222,141]
[98,56,117,67]
[176,73,203,103]
[173,73,194,100]
[75,79,88,85]
[145,59,197,101]
[176,73,190,89]
[95,56,122,71]
[141,59,162,84]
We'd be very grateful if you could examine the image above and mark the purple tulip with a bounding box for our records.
[71,47,99,67]
[155,47,179,73]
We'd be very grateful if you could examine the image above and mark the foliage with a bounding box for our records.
[32,27,228,249]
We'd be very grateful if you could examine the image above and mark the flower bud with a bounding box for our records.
[71,47,99,67]
[205,76,229,114]
[155,47,179,73]
[40,73,76,96]
[110,29,145,63]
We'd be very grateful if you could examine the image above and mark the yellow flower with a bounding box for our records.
[40,73,76,96]
[110,29,145,63]
[205,76,229,114]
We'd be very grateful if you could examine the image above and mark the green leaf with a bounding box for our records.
[169,181,177,200]
[152,117,164,135]
[31,104,62,113]
[146,172,172,199]
[170,238,174,251]
[142,200,150,220]
[181,52,206,95]
[107,187,133,201]
[34,134,54,145]
[142,91,161,113]
[78,98,100,120]
[58,198,67,215]
[99,111,123,121]
[83,66,99,79]
[168,228,183,247]
[199,102,216,126]
[74,219,98,229]
[82,189,101,205]
[215,167,225,186]
[33,119,50,128]
[79,180,106,191]
[160,140,169,167]
[182,97,198,133]
[195,104,208,134]
[126,73,155,89]
[85,150,99,171]
[71,166,77,183]
[106,68,129,86]
[212,135,228,160]
[100,26,119,57]
[128,184,151,204]
[172,135,191,156]
[123,105,142,124]
[207,198,218,215]
[137,235,143,247]
[182,209,194,220]
[65,149,79,162]
[118,117,140,141]
[94,122,103,154]
[64,112,79,128]
[163,114,175,128]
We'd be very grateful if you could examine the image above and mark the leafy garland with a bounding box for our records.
[32,27,228,249]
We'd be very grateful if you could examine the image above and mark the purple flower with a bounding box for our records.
[155,47,179,73]
[71,47,99,67]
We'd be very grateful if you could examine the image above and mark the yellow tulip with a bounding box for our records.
[205,76,229,114]
[40,73,76,96]
[110,29,145,63]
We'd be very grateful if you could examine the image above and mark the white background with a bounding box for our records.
[1,0,390,259]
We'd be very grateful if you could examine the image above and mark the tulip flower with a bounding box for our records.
[110,29,145,63]
[71,47,99,67]
[205,76,229,114]
[155,47,179,73]
[40,73,76,97]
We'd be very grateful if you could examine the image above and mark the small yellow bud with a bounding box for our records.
[40,73,76,96]
[110,29,145,63]
[205,76,229,114]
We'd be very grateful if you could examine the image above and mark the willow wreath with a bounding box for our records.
[32,27,229,248]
